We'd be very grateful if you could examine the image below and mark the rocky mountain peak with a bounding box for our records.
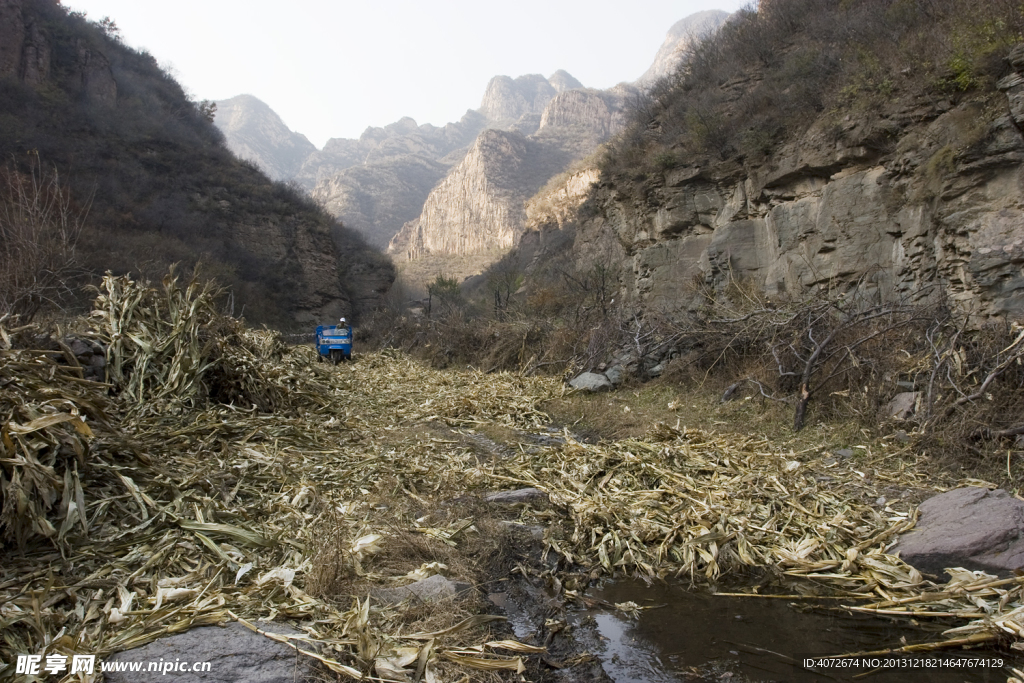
[548,69,583,93]
[479,72,583,123]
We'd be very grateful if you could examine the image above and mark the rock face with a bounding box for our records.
[574,45,1024,321]
[103,622,317,683]
[526,168,600,232]
[389,84,634,261]
[636,10,729,87]
[389,129,564,259]
[305,112,488,248]
[479,73,559,124]
[215,94,317,181]
[896,487,1024,577]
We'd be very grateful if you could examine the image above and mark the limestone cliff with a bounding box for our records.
[389,130,544,259]
[310,155,449,248]
[388,82,633,261]
[215,94,317,181]
[573,46,1024,321]
[309,70,592,251]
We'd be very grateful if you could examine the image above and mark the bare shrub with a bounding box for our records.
[0,155,89,321]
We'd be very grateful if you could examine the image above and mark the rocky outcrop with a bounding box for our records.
[75,38,116,105]
[525,168,600,232]
[479,73,559,123]
[215,94,317,181]
[0,0,116,103]
[538,89,625,141]
[548,69,584,93]
[0,0,25,79]
[575,47,1024,321]
[636,10,729,87]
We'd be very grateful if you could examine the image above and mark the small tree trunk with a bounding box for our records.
[794,384,810,431]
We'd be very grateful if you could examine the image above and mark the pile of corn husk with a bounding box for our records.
[1,273,568,682]
[1,271,1022,682]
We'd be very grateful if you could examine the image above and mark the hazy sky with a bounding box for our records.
[61,1,750,148]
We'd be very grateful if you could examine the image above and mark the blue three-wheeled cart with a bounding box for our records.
[316,324,352,364]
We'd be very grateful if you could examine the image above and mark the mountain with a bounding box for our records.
[636,10,729,86]
[0,0,393,328]
[299,69,595,252]
[304,112,488,247]
[214,94,316,181]
[212,11,724,270]
[387,80,634,266]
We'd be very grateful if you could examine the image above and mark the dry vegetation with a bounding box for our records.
[3,272,1024,682]
[605,0,1024,179]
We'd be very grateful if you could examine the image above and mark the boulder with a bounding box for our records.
[372,574,473,605]
[895,487,1024,577]
[103,621,316,683]
[485,487,548,504]
[604,364,625,386]
[569,372,612,392]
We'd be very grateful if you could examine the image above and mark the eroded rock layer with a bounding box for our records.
[574,48,1024,321]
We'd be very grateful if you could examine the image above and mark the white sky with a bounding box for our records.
[61,1,750,149]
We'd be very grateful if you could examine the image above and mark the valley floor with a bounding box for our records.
[4,312,1024,681]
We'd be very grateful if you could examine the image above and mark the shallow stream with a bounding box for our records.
[584,579,1023,683]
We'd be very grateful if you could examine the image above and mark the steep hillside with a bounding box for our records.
[214,94,317,181]
[0,0,393,327]
[570,0,1024,321]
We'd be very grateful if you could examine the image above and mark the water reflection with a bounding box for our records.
[589,580,1021,683]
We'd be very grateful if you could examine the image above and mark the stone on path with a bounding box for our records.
[896,487,1024,577]
[103,621,317,683]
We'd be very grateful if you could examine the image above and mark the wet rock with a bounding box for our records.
[372,574,473,605]
[885,392,919,420]
[485,487,548,504]
[103,621,316,683]
[896,487,1024,577]
[569,372,612,392]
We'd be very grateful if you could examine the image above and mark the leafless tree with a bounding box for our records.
[0,154,89,321]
